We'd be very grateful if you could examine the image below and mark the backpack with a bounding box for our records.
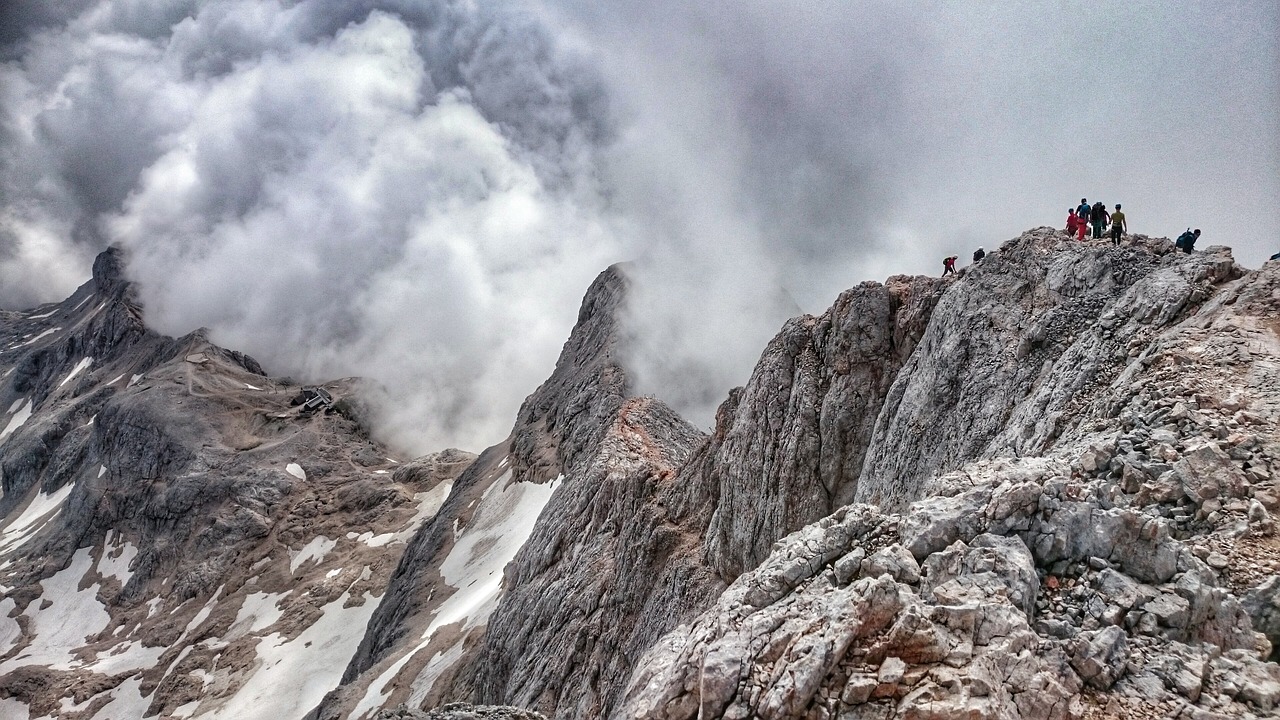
[1176,230,1194,248]
[1077,203,1090,219]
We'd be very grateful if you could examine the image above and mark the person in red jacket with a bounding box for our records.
[942,256,957,275]
[1066,209,1081,239]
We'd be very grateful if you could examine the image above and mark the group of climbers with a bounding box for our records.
[939,198,1209,277]
[1066,198,1127,245]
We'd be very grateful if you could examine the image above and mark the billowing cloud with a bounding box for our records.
[1,1,1276,450]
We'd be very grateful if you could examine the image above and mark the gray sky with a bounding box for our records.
[1,1,1276,450]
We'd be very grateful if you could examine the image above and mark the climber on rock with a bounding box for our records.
[1109,204,1127,245]
[973,246,985,262]
[1175,228,1200,254]
[1077,198,1091,223]
[942,256,957,276]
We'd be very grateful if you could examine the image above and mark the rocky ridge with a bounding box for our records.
[2,228,1278,720]
[0,249,474,718]
[619,231,1280,719]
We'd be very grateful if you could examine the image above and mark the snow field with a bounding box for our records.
[0,548,109,672]
[425,471,561,639]
[286,462,307,480]
[0,398,32,442]
[200,591,383,720]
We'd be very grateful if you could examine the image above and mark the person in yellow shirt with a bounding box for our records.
[1109,204,1127,245]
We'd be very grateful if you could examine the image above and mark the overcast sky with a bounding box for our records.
[1,1,1276,452]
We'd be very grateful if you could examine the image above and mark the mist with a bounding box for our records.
[1,1,1276,452]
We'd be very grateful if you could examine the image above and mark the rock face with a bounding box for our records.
[618,231,1280,719]
[6,229,1280,720]
[0,248,474,719]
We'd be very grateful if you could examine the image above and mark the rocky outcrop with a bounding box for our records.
[695,275,942,581]
[619,238,1280,719]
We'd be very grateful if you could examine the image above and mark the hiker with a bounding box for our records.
[1109,204,1127,244]
[1175,228,1200,254]
[1090,201,1109,239]
[943,256,957,275]
[1271,251,1280,261]
[973,246,986,263]
[1077,198,1091,222]
[1066,209,1081,238]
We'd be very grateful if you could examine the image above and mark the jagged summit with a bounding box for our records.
[90,244,128,295]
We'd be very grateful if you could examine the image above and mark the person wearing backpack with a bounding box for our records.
[973,246,985,262]
[942,256,957,275]
[1090,201,1109,239]
[1175,228,1200,254]
[1077,198,1091,222]
[1109,204,1127,245]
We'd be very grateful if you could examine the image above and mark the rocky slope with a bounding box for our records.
[618,230,1280,720]
[329,228,1280,720]
[0,249,474,719]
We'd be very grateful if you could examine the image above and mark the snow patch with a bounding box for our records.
[57,356,93,388]
[173,701,200,719]
[5,398,23,414]
[0,399,32,442]
[72,294,94,312]
[127,373,143,387]
[107,373,125,385]
[0,697,31,720]
[98,464,106,478]
[0,548,109,671]
[13,327,59,347]
[423,471,560,640]
[286,463,306,480]
[0,481,75,554]
[408,640,468,709]
[0,598,20,656]
[204,591,383,720]
[87,638,166,674]
[229,591,287,639]
[88,676,149,720]
[244,383,262,390]
[357,531,397,548]
[97,538,137,585]
[290,535,336,574]
[176,586,224,647]
[27,307,58,319]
